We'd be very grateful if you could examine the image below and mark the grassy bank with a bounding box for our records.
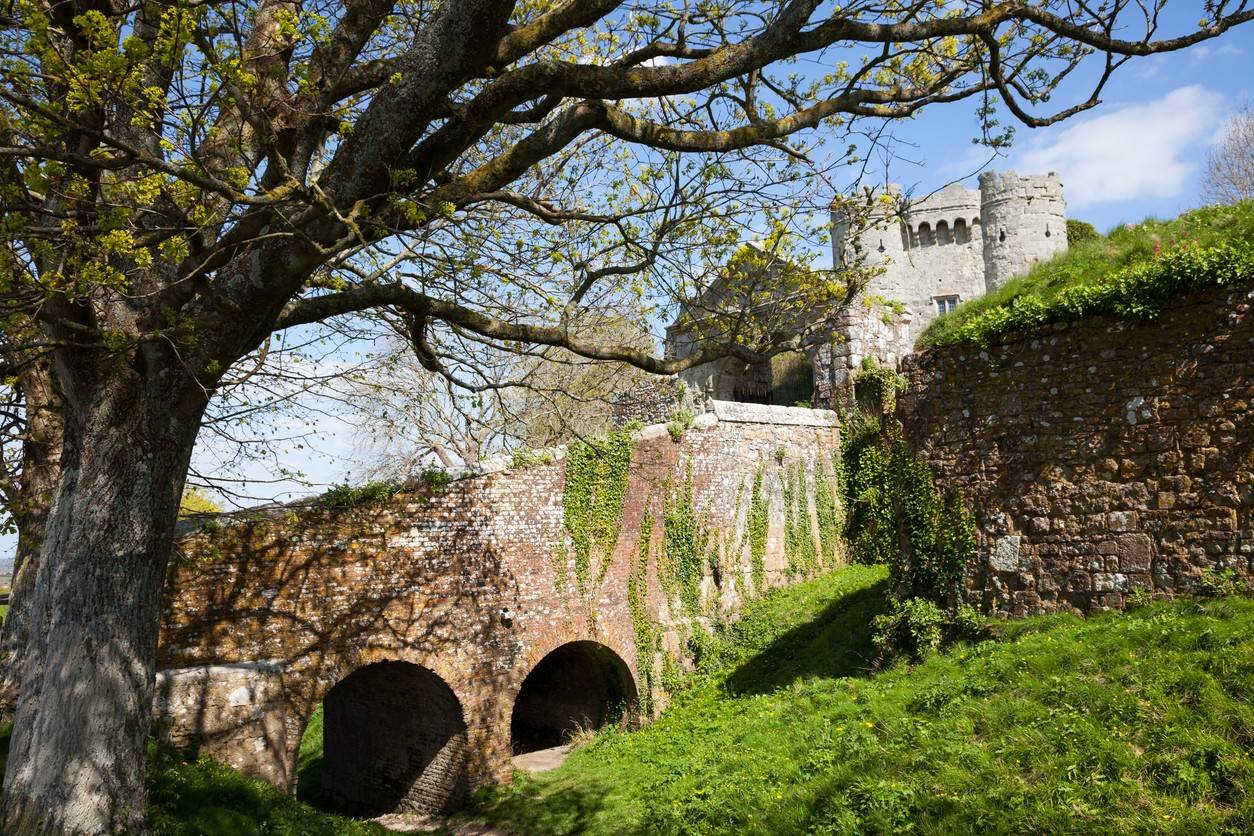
[473,565,1254,834]
[920,201,1254,348]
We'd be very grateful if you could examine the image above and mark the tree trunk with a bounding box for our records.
[0,364,203,835]
[0,358,66,722]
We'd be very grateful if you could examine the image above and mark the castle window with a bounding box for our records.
[936,220,952,245]
[954,218,969,244]
[935,295,960,315]
[899,222,911,250]
[918,222,934,247]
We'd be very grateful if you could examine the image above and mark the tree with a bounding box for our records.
[1204,102,1254,205]
[0,0,1249,830]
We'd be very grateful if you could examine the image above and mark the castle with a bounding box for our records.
[665,170,1069,408]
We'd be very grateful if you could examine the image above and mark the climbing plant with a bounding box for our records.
[813,458,841,567]
[663,462,707,617]
[841,365,979,664]
[561,427,634,597]
[628,513,659,716]
[747,466,769,594]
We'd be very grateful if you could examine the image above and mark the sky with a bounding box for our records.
[2,9,1252,564]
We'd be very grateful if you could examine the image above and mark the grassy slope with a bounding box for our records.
[919,201,1254,348]
[473,565,1254,835]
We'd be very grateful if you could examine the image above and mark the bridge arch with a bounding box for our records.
[310,659,469,816]
[510,641,638,754]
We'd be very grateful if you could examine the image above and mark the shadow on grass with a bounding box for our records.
[470,774,618,836]
[723,578,889,696]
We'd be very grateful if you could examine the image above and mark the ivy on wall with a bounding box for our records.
[663,462,707,617]
[814,457,841,567]
[562,427,634,597]
[781,462,818,577]
[628,513,659,716]
[747,465,769,594]
[841,363,979,662]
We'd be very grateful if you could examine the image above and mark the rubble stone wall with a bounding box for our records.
[898,286,1253,617]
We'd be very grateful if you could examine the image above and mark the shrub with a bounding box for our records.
[872,597,945,663]
[320,480,400,508]
[666,409,695,442]
[1066,218,1100,245]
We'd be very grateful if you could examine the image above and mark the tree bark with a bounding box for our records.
[0,358,204,835]
[0,358,66,723]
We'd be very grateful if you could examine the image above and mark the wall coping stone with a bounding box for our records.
[709,400,838,427]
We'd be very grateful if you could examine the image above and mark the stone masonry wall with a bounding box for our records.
[898,286,1253,617]
[157,403,841,804]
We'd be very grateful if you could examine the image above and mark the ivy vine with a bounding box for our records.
[628,512,658,716]
[747,465,769,594]
[561,427,634,597]
[663,461,707,617]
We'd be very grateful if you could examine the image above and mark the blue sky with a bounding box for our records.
[2,14,1251,562]
[878,12,1253,231]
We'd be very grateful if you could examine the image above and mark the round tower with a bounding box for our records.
[979,170,1067,291]
[830,186,909,288]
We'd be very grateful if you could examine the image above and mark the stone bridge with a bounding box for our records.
[155,402,842,816]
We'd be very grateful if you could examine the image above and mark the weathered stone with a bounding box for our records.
[899,286,1252,617]
[157,405,842,809]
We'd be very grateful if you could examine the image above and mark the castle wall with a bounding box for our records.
[898,286,1253,617]
[809,301,912,409]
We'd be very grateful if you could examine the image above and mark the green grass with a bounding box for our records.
[920,201,1254,348]
[473,565,1254,834]
[0,727,395,835]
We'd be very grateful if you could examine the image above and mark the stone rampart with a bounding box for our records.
[898,286,1253,617]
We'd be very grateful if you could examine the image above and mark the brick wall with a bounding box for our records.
[157,403,841,810]
[898,286,1253,617]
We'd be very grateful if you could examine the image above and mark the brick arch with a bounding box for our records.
[509,640,638,754]
[311,659,470,816]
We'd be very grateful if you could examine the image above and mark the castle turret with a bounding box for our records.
[830,186,910,271]
[979,171,1067,291]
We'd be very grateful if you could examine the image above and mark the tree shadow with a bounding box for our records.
[469,774,618,836]
[722,578,889,696]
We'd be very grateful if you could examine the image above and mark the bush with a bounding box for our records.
[320,480,400,508]
[1066,218,1100,245]
[666,409,695,442]
[872,597,946,663]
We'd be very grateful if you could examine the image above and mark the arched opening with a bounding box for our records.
[954,218,969,244]
[300,661,469,817]
[899,221,911,250]
[936,220,952,245]
[510,641,638,755]
[918,222,934,247]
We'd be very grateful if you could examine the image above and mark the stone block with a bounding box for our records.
[1116,533,1154,572]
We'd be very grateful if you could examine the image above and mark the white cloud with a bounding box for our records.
[1014,85,1226,209]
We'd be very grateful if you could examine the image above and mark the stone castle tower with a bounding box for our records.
[660,170,1068,412]
[832,171,1067,339]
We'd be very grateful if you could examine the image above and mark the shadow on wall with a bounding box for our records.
[510,641,638,755]
[160,493,527,812]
